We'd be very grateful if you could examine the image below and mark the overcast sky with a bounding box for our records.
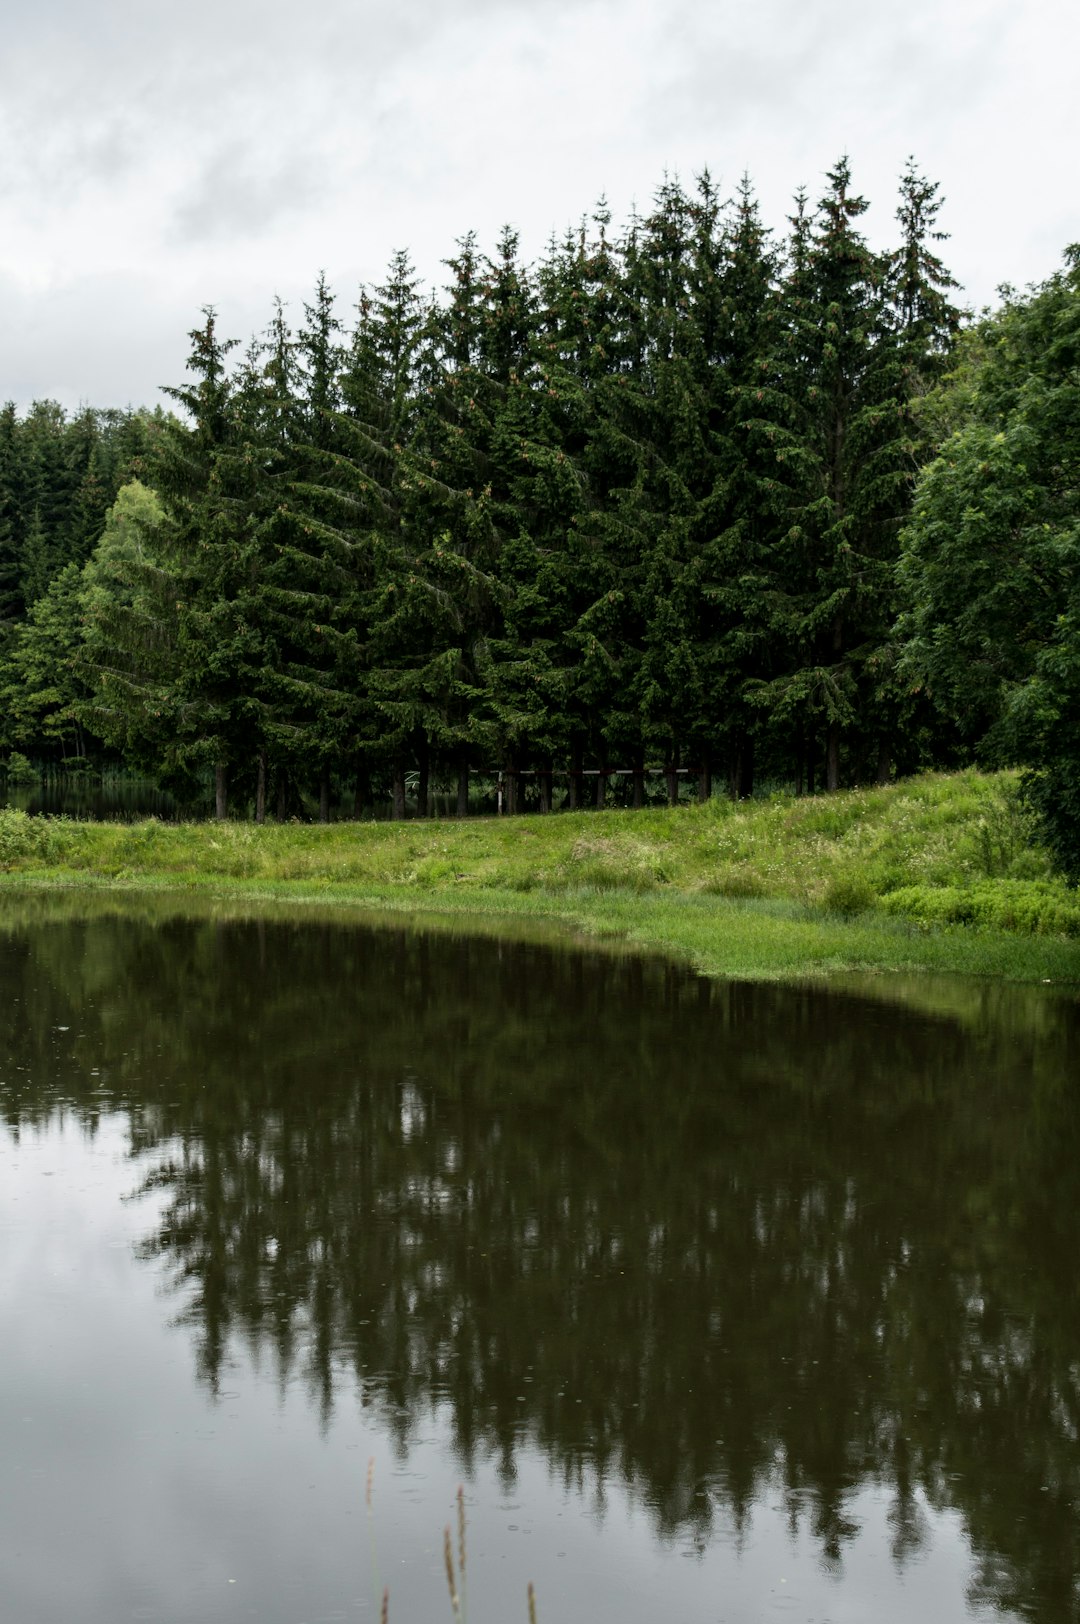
[2,0,1077,412]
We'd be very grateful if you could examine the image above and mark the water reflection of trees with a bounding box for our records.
[2,912,1080,1619]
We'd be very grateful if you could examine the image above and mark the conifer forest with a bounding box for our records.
[2,160,1078,873]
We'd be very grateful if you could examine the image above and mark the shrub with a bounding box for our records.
[4,752,37,784]
[821,872,877,917]
[0,808,55,869]
[879,880,1080,937]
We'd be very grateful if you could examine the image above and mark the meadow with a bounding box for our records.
[2,769,1079,987]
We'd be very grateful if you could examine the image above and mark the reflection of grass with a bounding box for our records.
[367,1463,537,1624]
[0,771,1079,989]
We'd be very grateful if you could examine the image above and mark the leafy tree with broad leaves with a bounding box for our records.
[899,245,1080,875]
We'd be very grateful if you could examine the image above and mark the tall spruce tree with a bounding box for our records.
[758,161,910,789]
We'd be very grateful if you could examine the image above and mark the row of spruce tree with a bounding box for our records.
[3,158,966,818]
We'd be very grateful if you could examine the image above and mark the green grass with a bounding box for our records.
[2,770,1079,988]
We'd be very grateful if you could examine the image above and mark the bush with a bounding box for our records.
[0,808,56,869]
[821,872,877,917]
[879,880,1080,937]
[4,752,37,784]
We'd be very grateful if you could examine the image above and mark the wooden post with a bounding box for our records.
[539,765,552,815]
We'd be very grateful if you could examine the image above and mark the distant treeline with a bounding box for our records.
[1,160,1077,870]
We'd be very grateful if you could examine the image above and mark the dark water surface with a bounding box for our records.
[2,908,1079,1624]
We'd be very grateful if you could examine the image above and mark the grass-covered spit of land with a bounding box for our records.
[2,770,1079,986]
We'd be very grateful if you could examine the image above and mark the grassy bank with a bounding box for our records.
[2,769,1079,986]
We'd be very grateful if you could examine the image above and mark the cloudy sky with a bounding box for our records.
[2,0,1077,412]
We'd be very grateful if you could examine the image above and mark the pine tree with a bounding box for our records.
[696,174,785,796]
[757,161,910,789]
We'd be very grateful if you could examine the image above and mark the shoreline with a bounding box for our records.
[2,770,1079,998]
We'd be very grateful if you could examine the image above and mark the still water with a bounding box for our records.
[1,903,1079,1624]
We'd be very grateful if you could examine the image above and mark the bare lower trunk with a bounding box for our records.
[568,744,583,811]
[214,762,227,821]
[392,757,407,821]
[538,766,552,815]
[456,756,469,818]
[826,724,840,792]
[416,735,429,819]
[319,767,330,824]
[353,759,369,820]
[666,745,679,807]
[632,747,645,810]
[740,736,754,800]
[697,753,711,804]
[277,771,288,822]
[255,749,266,825]
[876,740,892,786]
[595,765,607,809]
[730,735,754,799]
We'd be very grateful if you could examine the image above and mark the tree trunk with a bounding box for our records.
[740,736,755,800]
[456,755,469,819]
[353,759,370,820]
[730,736,752,799]
[876,740,892,786]
[697,752,711,804]
[568,744,583,811]
[632,747,645,810]
[826,723,840,792]
[666,745,679,807]
[319,767,330,824]
[277,770,288,822]
[416,734,429,819]
[538,765,552,815]
[595,764,607,809]
[255,749,266,825]
[214,762,227,821]
[392,756,407,821]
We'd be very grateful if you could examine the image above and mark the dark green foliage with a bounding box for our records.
[34,158,1080,845]
[900,245,1080,875]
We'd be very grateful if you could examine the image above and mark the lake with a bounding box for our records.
[1,901,1078,1623]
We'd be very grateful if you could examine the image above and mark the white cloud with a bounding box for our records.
[1,0,1077,408]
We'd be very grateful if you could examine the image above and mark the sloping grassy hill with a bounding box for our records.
[2,770,1078,983]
